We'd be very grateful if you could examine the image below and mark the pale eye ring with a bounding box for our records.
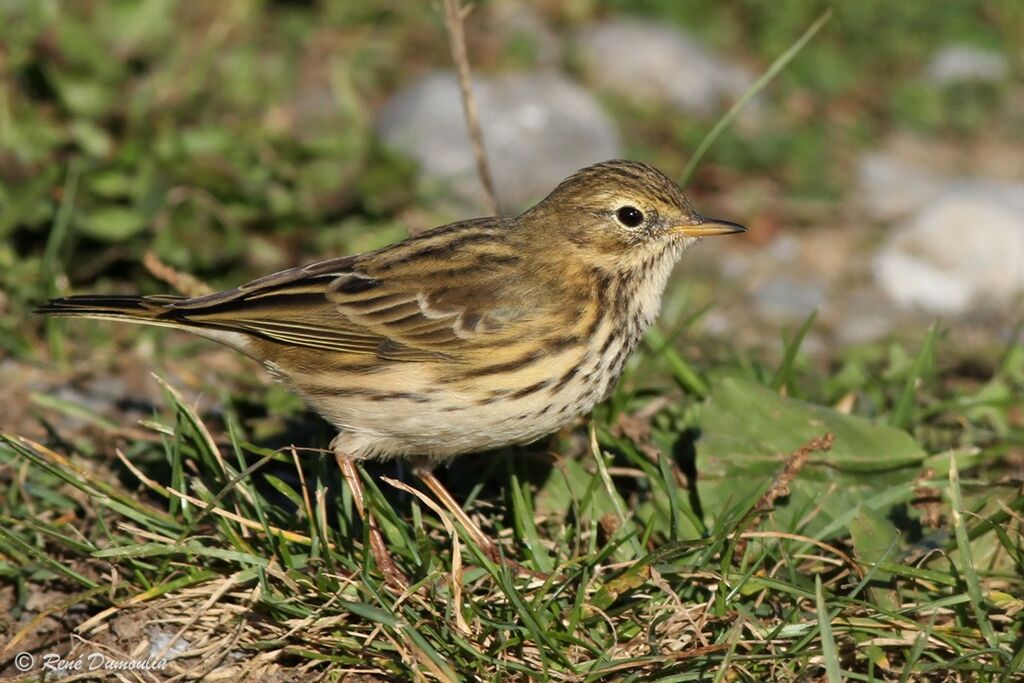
[616,205,644,227]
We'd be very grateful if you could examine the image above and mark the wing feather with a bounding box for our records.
[164,218,530,362]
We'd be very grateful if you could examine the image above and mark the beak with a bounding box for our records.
[672,215,747,237]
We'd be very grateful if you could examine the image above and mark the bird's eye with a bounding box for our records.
[616,206,644,228]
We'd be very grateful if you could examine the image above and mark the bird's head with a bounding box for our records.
[521,160,745,270]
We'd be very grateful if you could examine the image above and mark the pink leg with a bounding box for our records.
[335,450,407,587]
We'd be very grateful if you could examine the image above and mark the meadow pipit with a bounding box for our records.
[39,160,745,582]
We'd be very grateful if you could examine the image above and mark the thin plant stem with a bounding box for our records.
[443,0,498,215]
[681,8,833,186]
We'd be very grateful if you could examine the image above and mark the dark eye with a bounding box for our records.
[616,206,644,227]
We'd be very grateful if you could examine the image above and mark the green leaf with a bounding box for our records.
[46,68,116,119]
[697,377,926,536]
[849,505,900,582]
[76,206,149,241]
[849,504,900,609]
[534,457,617,523]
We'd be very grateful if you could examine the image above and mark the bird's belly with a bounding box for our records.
[304,346,632,461]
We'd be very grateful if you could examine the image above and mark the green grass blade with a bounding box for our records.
[770,310,818,392]
[42,157,81,362]
[508,467,553,574]
[0,525,99,588]
[681,9,833,185]
[949,456,998,649]
[890,323,939,430]
[645,327,709,397]
[589,423,643,557]
[815,575,843,683]
[656,449,685,541]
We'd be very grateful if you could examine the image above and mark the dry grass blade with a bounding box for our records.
[442,0,498,214]
[160,482,319,548]
[381,475,471,635]
[143,250,214,297]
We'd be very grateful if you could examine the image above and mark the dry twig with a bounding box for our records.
[754,432,835,514]
[143,250,214,297]
[732,432,835,559]
[442,0,498,215]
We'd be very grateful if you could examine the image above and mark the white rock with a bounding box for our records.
[926,44,1010,85]
[873,182,1024,313]
[575,18,755,116]
[873,249,974,314]
[377,71,621,212]
[857,152,948,221]
[148,629,190,659]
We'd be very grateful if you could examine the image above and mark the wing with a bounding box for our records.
[168,218,533,362]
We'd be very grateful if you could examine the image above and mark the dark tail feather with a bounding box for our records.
[35,293,257,354]
[36,294,184,319]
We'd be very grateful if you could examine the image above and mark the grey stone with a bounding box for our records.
[765,234,801,263]
[857,152,948,221]
[1000,322,1024,345]
[926,44,1010,85]
[753,275,827,323]
[574,18,755,117]
[836,289,901,345]
[377,71,621,212]
[717,250,753,280]
[873,181,1024,314]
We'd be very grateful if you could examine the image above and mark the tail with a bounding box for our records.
[37,294,187,326]
[36,294,253,353]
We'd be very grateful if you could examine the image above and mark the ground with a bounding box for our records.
[1,1,1023,681]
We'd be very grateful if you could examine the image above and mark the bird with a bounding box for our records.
[38,159,745,583]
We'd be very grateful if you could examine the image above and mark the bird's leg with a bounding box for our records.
[414,465,545,579]
[334,450,406,587]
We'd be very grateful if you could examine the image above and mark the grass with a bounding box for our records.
[2,1,1023,681]
[1,317,1021,679]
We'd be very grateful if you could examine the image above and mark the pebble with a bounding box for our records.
[873,181,1024,314]
[148,630,190,659]
[926,44,1010,85]
[574,18,755,117]
[752,275,827,323]
[857,152,948,221]
[377,70,621,212]
[835,289,902,345]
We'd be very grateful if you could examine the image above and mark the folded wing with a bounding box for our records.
[168,218,530,362]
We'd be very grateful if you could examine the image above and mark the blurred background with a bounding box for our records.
[1,0,1022,437]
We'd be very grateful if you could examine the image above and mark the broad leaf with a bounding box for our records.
[697,377,926,536]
